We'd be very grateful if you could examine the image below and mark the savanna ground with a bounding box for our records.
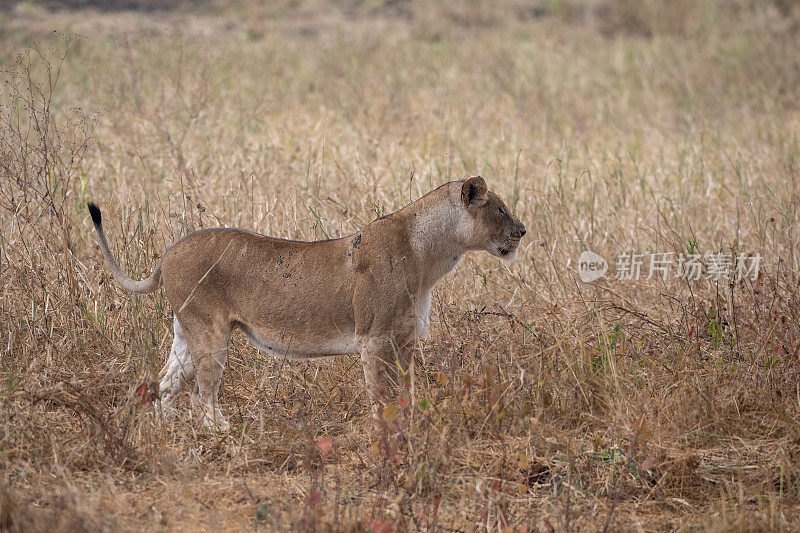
[2,0,800,530]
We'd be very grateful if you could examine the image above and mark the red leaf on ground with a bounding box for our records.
[315,437,333,457]
[135,381,158,405]
[369,518,396,533]
[135,383,149,405]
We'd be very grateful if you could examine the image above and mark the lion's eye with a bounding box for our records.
[498,206,506,216]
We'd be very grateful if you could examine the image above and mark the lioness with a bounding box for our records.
[88,176,525,429]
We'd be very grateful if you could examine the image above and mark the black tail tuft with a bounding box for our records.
[87,202,102,226]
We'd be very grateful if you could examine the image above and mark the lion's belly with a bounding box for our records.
[236,321,358,359]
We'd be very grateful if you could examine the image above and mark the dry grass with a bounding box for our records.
[2,0,800,530]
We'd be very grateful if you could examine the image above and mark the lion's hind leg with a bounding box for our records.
[183,321,232,431]
[158,316,195,417]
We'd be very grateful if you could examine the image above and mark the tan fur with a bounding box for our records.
[89,176,525,428]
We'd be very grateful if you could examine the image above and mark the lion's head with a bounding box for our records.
[460,176,526,260]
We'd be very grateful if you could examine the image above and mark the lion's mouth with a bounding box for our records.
[494,240,520,259]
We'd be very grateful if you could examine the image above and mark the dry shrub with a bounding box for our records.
[0,34,97,365]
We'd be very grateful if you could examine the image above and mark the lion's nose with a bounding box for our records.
[520,226,526,237]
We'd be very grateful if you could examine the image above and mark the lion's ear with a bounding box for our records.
[461,176,488,207]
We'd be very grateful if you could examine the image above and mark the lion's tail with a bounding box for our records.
[87,203,162,294]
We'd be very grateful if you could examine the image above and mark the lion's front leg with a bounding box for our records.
[353,259,419,420]
[358,333,413,418]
